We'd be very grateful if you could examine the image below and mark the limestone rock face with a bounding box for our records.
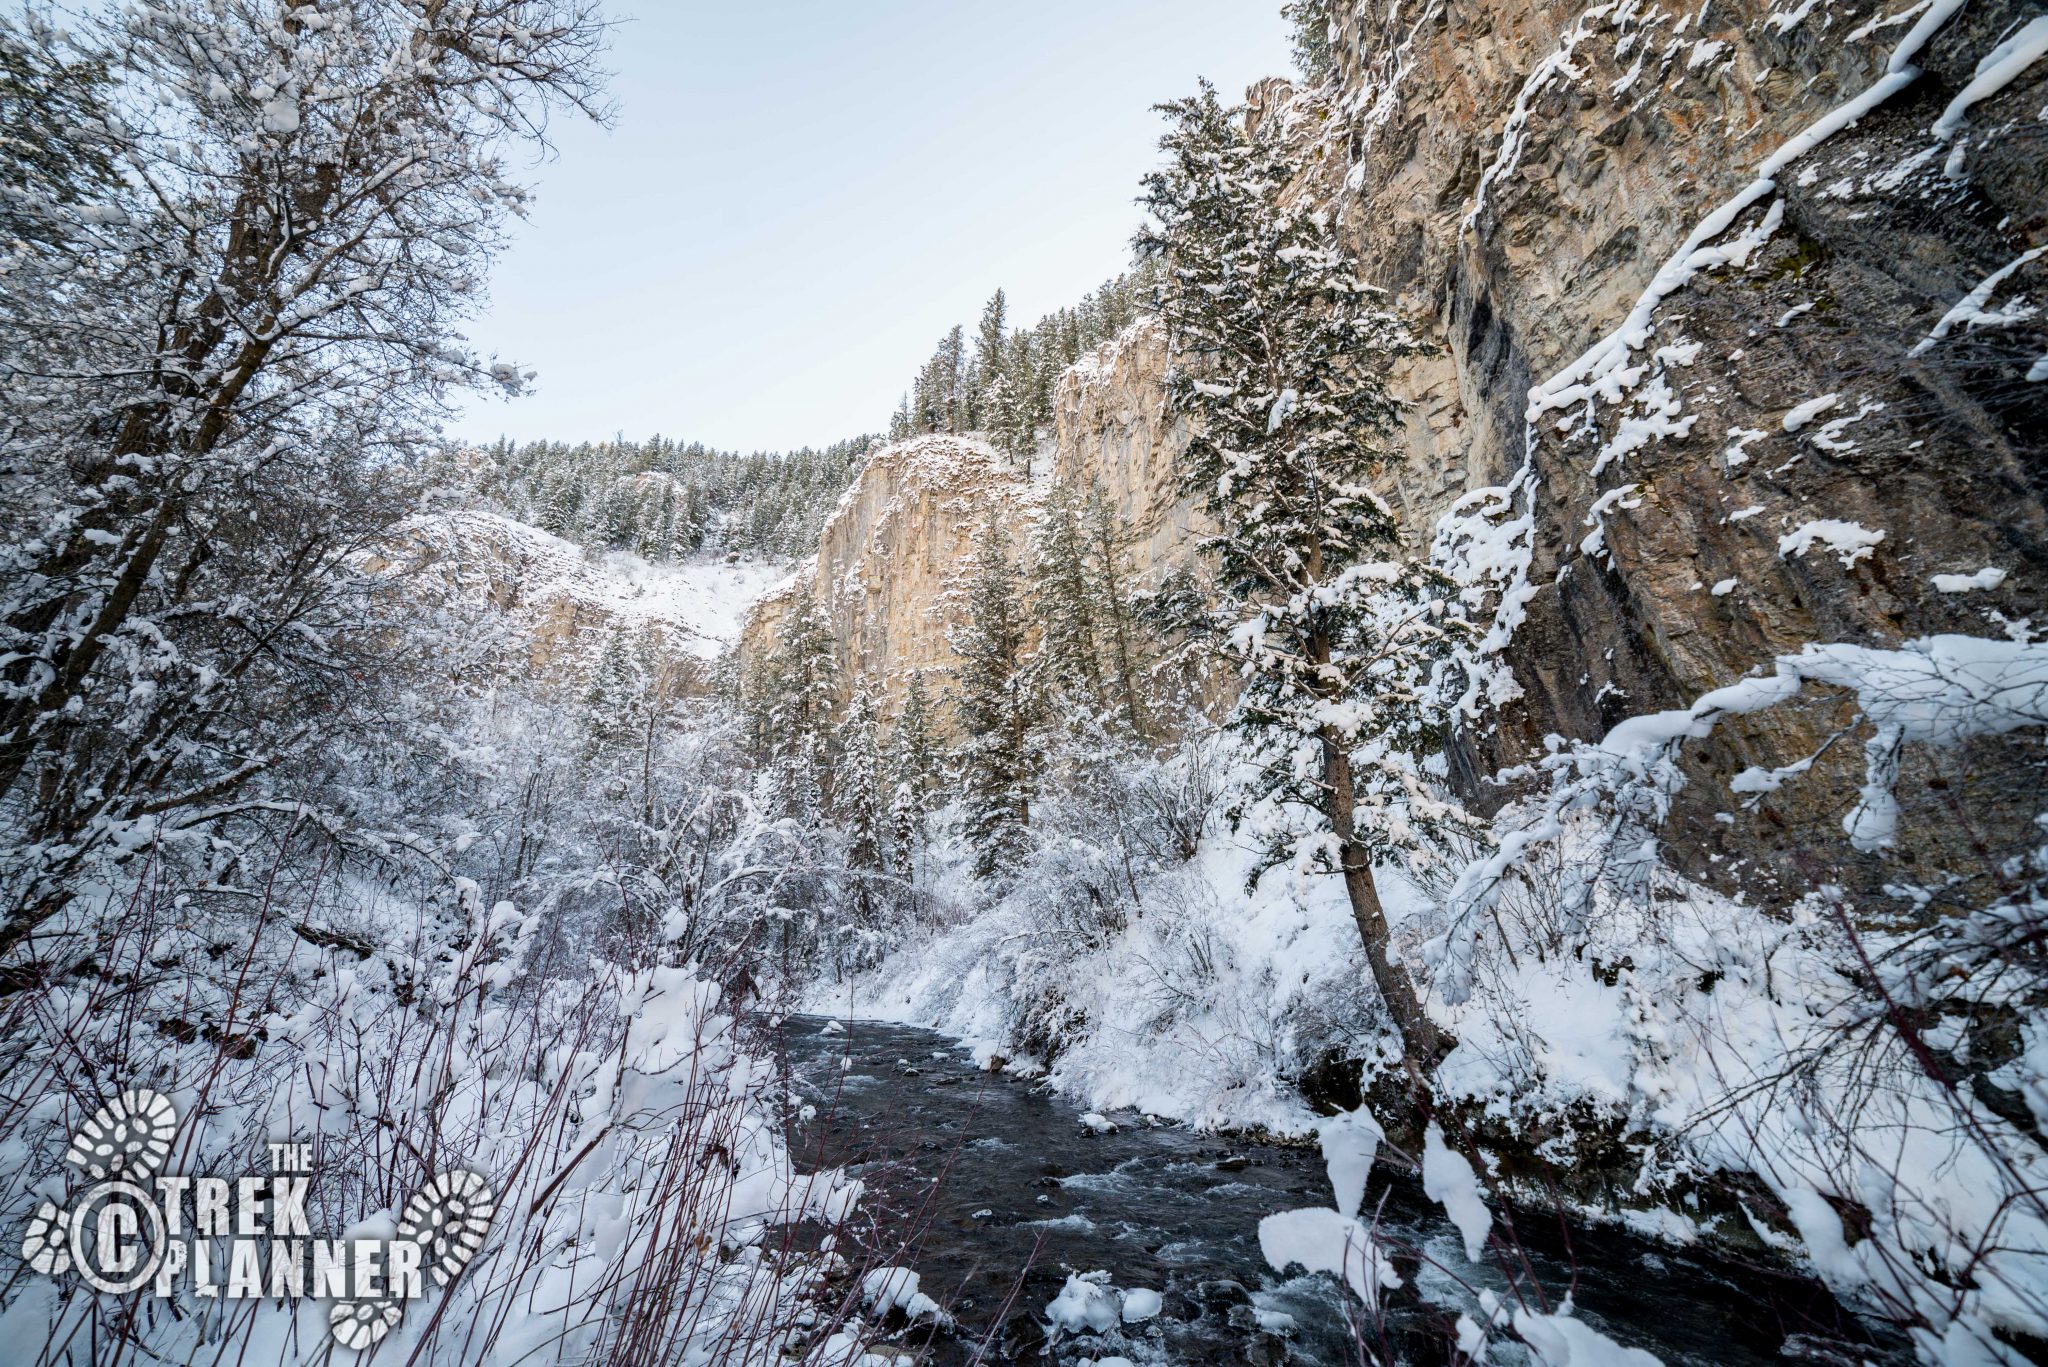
[744,329,1216,717]
[1050,318,1210,586]
[744,436,1032,709]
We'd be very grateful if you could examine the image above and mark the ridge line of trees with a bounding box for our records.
[453,433,876,562]
[887,266,1162,459]
[455,264,1170,566]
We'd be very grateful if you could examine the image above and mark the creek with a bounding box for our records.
[783,1016,1901,1366]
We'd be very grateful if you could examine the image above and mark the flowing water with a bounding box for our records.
[783,1015,1901,1367]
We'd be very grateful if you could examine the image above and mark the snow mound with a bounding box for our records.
[1045,1272,1123,1334]
[861,1266,947,1324]
[1422,1125,1493,1262]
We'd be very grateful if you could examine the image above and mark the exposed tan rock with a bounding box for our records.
[1298,0,2046,891]
[1049,318,1210,585]
[744,326,1219,721]
[744,436,1032,712]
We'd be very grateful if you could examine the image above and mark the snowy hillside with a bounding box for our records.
[391,509,789,668]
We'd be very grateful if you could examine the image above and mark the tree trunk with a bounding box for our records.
[1321,728,1452,1090]
[0,500,176,804]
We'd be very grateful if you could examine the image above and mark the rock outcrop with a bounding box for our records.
[745,327,1210,714]
[380,510,778,685]
[1049,318,1210,583]
[744,437,1031,708]
[1300,0,2045,891]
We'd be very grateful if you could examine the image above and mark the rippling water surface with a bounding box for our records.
[782,1016,1897,1366]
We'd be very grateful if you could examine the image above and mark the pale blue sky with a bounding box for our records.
[452,2,1294,451]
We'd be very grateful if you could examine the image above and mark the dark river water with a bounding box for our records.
[781,1015,1901,1367]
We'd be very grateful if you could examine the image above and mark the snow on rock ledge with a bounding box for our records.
[375,509,786,681]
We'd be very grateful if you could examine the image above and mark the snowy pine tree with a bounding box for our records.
[970,289,1008,428]
[837,676,888,879]
[1141,83,1465,1077]
[982,372,1022,464]
[582,629,640,756]
[1030,481,1107,716]
[882,670,942,883]
[1282,0,1338,83]
[887,670,943,808]
[772,588,838,735]
[763,585,839,813]
[912,326,967,434]
[885,780,920,881]
[1001,330,1039,455]
[873,269,1155,460]
[953,515,1035,880]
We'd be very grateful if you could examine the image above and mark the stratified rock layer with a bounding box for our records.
[1305,0,2044,886]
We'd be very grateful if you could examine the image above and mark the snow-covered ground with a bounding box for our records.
[585,547,791,656]
[390,509,789,660]
[805,826,1373,1136]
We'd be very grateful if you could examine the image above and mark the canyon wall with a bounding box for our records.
[748,0,2045,887]
[1300,0,2046,892]
[745,323,1211,713]
[1047,317,1209,583]
[746,436,1029,706]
